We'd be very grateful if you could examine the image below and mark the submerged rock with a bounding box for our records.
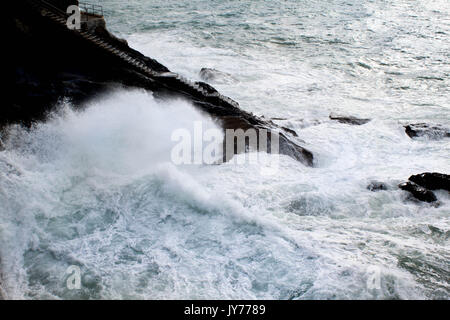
[404,123,450,140]
[195,81,219,95]
[199,68,236,83]
[398,172,448,203]
[281,126,298,137]
[399,181,437,203]
[408,172,450,192]
[329,114,371,125]
[367,181,388,192]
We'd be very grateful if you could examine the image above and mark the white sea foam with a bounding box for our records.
[1,88,448,299]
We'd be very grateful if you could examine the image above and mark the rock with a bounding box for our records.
[398,181,437,203]
[398,172,448,203]
[278,133,314,166]
[281,126,298,137]
[199,68,235,83]
[404,123,450,140]
[367,181,388,192]
[7,1,314,166]
[195,81,219,95]
[408,172,450,192]
[329,114,371,125]
[218,116,313,166]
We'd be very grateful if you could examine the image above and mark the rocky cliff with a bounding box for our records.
[7,0,314,165]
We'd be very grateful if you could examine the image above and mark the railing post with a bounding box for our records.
[78,2,104,17]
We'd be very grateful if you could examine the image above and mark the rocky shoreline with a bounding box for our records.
[7,0,313,166]
[399,173,450,203]
[367,173,450,204]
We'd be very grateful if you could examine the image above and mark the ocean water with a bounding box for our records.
[1,0,449,299]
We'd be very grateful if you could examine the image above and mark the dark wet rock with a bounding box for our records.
[404,123,450,140]
[398,172,448,203]
[50,0,78,11]
[356,62,371,70]
[286,196,334,216]
[218,115,313,166]
[398,181,437,203]
[367,181,388,192]
[329,114,371,125]
[7,1,167,127]
[408,172,450,192]
[199,68,235,83]
[199,68,222,81]
[278,134,313,165]
[195,81,219,95]
[281,126,298,137]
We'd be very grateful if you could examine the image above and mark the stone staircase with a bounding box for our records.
[29,0,239,108]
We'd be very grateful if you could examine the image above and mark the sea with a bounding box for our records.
[1,0,449,299]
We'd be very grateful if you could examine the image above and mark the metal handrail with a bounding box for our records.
[37,0,69,17]
[79,2,103,17]
[32,1,104,18]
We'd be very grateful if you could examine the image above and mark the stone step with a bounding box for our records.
[36,1,162,80]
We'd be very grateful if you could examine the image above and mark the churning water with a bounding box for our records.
[1,0,449,299]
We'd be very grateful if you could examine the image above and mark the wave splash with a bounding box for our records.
[0,89,443,299]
